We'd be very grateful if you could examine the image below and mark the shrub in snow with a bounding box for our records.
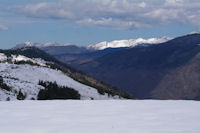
[0,76,11,91]
[17,89,26,100]
[14,60,40,66]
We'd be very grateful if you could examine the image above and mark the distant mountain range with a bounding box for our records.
[13,34,200,100]
[15,37,171,50]
[14,37,171,68]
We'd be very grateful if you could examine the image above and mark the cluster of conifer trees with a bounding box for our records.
[38,81,81,100]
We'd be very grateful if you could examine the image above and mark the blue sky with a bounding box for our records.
[0,0,199,49]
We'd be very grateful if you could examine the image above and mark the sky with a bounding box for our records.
[0,0,199,49]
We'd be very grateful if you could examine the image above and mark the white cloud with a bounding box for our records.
[165,0,184,4]
[77,18,150,29]
[139,2,146,8]
[14,0,200,30]
[0,24,8,31]
[21,2,75,19]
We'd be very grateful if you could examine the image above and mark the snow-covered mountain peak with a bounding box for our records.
[14,42,71,49]
[87,37,172,50]
[24,41,33,46]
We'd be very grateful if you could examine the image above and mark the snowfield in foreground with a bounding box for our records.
[0,100,199,133]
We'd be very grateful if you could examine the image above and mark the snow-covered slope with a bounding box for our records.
[0,53,7,61]
[0,100,199,133]
[87,37,172,50]
[0,53,120,100]
[0,53,46,66]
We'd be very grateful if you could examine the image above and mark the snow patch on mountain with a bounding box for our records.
[0,53,7,61]
[87,37,172,50]
[11,55,47,66]
[0,53,47,66]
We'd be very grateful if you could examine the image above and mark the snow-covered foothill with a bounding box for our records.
[0,52,47,66]
[0,100,199,133]
[0,52,121,100]
[11,54,46,66]
[0,62,120,100]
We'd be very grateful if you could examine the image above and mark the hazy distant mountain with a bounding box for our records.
[14,37,171,67]
[14,42,71,49]
[15,37,171,52]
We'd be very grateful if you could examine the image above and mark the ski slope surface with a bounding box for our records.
[0,100,199,133]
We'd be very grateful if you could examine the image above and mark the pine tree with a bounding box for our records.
[17,90,26,100]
